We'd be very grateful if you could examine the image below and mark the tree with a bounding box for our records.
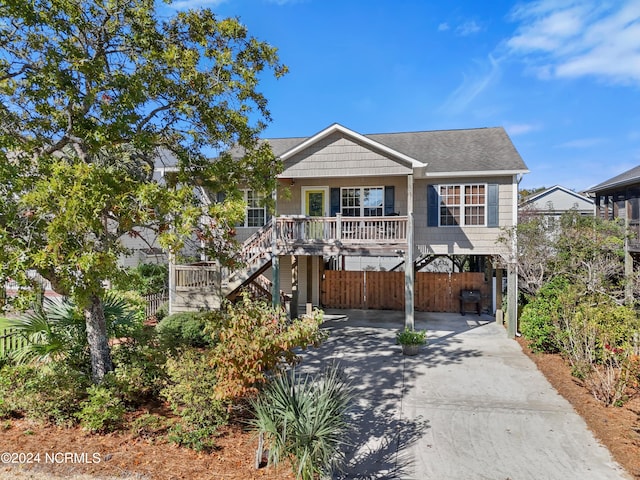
[503,211,629,301]
[0,0,287,382]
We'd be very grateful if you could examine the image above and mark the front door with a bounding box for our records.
[302,187,329,239]
[305,190,325,217]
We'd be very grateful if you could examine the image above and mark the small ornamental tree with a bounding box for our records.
[0,0,286,382]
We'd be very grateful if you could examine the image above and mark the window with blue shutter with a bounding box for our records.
[427,185,439,227]
[384,186,395,215]
[330,188,340,217]
[487,184,499,227]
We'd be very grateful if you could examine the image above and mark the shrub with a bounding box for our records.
[114,263,168,296]
[251,365,353,480]
[110,329,167,406]
[519,277,571,353]
[162,348,229,433]
[130,413,172,441]
[156,311,216,350]
[209,296,326,400]
[75,384,126,432]
[0,363,89,425]
[167,424,218,452]
[396,328,427,345]
[559,298,640,405]
[0,292,144,371]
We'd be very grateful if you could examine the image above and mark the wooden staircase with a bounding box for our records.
[222,221,275,300]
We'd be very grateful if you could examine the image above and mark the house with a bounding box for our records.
[169,123,529,337]
[519,185,594,220]
[588,165,640,277]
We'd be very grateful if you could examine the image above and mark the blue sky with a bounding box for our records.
[165,0,640,192]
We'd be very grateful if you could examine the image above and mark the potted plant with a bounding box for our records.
[396,328,427,356]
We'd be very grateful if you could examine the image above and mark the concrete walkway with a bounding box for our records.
[298,309,631,480]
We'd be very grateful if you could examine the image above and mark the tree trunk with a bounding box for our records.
[84,293,113,383]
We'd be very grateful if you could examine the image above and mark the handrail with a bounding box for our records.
[276,215,408,242]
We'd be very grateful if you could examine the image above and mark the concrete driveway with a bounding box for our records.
[298,309,631,480]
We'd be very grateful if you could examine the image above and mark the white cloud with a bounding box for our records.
[438,22,450,32]
[505,1,640,85]
[505,123,541,136]
[456,20,482,36]
[440,55,501,114]
[557,137,607,148]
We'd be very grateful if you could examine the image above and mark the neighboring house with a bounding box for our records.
[519,185,594,220]
[588,165,640,274]
[169,123,529,336]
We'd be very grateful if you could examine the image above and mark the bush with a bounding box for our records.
[75,384,126,432]
[157,311,216,350]
[130,413,172,441]
[209,296,326,400]
[114,263,168,296]
[162,348,229,433]
[559,297,640,405]
[110,328,168,406]
[251,365,353,480]
[0,364,89,425]
[396,328,427,345]
[167,424,218,452]
[519,277,571,353]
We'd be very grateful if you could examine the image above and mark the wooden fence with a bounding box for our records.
[0,328,26,358]
[143,291,169,319]
[322,271,490,313]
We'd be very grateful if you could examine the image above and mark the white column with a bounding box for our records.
[405,173,415,330]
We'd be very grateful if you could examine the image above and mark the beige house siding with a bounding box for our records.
[276,177,409,216]
[414,176,514,256]
[282,132,412,178]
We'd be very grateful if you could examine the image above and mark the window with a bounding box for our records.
[341,187,384,217]
[341,188,360,217]
[240,190,266,227]
[439,184,486,226]
[363,187,383,216]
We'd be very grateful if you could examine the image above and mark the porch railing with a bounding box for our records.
[276,215,408,243]
[173,265,220,289]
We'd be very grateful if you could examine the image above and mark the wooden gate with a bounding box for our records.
[321,271,490,312]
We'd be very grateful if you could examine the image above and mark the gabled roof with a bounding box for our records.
[520,185,593,207]
[589,165,640,193]
[264,124,528,176]
[274,123,423,168]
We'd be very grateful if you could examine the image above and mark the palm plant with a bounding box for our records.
[0,292,141,366]
[251,365,353,480]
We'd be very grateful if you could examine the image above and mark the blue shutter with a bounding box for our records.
[427,185,439,227]
[487,184,499,227]
[384,186,395,215]
[330,188,341,217]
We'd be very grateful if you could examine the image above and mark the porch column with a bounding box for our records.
[271,189,280,309]
[405,173,415,330]
[507,263,518,338]
[506,177,518,338]
[291,256,299,318]
[495,267,503,312]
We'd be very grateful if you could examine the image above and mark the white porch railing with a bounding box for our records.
[276,215,408,243]
[173,264,220,289]
[170,214,409,313]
